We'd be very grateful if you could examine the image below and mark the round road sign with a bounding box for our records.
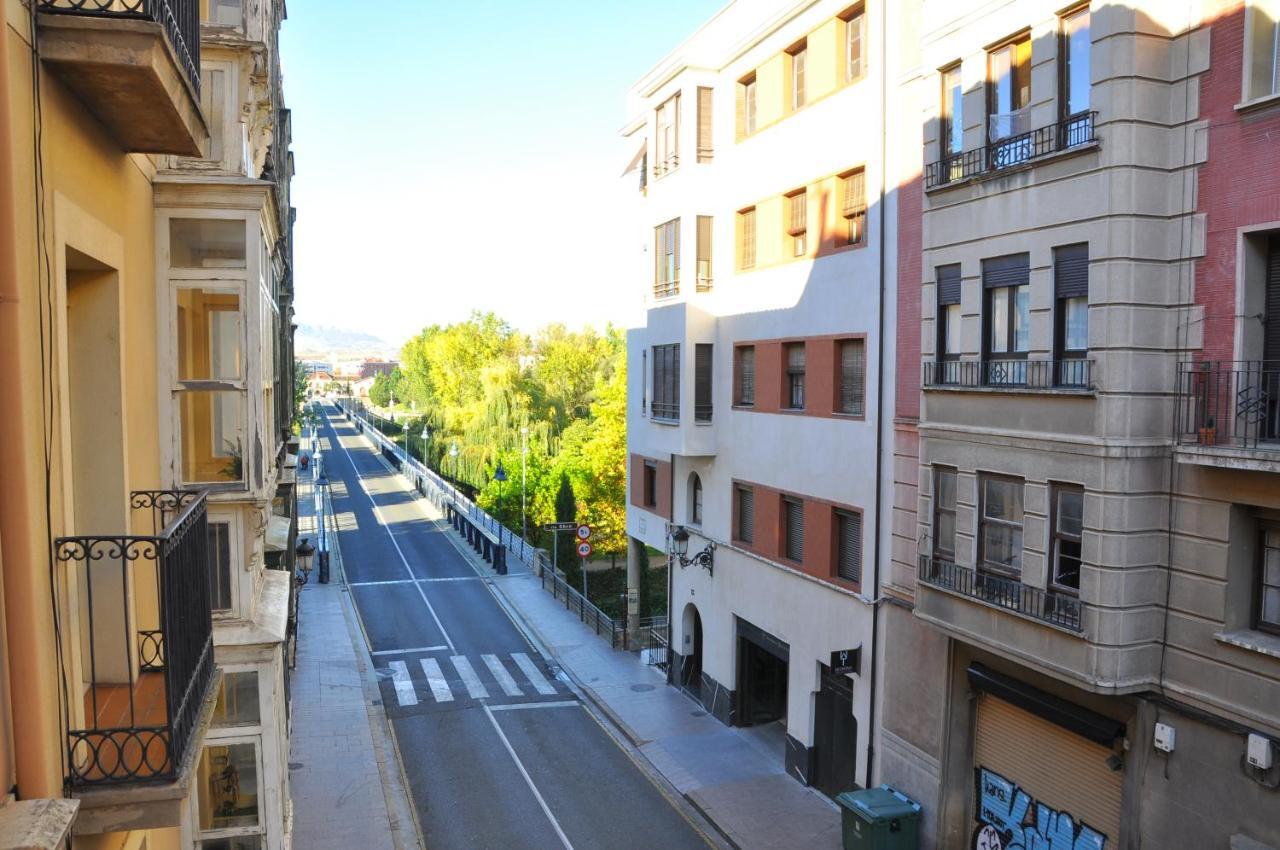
[576,524,592,541]
[576,541,593,559]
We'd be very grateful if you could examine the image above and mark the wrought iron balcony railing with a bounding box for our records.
[923,358,1093,391]
[920,555,1083,632]
[650,401,679,421]
[38,0,201,95]
[653,279,679,299]
[1176,360,1280,450]
[925,112,1097,190]
[53,489,216,786]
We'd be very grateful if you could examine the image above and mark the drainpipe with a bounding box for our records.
[864,0,890,791]
[667,451,675,685]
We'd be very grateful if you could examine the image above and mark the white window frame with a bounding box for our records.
[1243,0,1280,105]
[206,508,242,619]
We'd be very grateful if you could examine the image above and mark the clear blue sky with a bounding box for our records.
[280,0,724,346]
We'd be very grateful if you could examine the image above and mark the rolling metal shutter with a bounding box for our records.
[982,253,1030,289]
[784,497,804,562]
[1266,236,1280,363]
[974,693,1122,846]
[1054,243,1090,298]
[937,264,962,305]
[835,510,861,583]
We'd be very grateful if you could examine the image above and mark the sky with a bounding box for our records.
[279,0,724,347]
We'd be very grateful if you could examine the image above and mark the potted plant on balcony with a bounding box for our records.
[1198,415,1217,446]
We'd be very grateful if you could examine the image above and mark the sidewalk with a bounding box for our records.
[288,470,419,850]
[490,569,843,850]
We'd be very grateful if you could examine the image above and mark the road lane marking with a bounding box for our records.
[350,579,416,586]
[371,645,448,656]
[482,704,574,850]
[487,700,579,712]
[388,660,417,706]
[450,656,489,699]
[482,654,523,697]
[417,575,482,582]
[419,658,454,703]
[511,652,557,696]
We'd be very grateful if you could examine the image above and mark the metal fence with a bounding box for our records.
[923,358,1093,391]
[919,555,1083,632]
[925,111,1097,189]
[1176,360,1280,450]
[537,553,623,648]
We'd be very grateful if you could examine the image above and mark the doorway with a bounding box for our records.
[680,603,703,701]
[812,665,857,798]
[736,619,788,728]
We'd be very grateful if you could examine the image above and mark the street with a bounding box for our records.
[315,404,712,850]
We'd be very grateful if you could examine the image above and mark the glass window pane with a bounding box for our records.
[199,837,262,850]
[1262,587,1280,626]
[177,288,242,381]
[208,521,233,611]
[989,288,1009,352]
[984,478,1023,521]
[983,524,1022,572]
[945,66,964,154]
[212,0,243,27]
[945,304,962,354]
[198,742,259,831]
[180,391,245,484]
[1013,285,1030,352]
[1064,296,1089,351]
[200,68,225,163]
[937,469,956,509]
[171,219,246,269]
[937,511,956,557]
[1054,539,1082,589]
[1057,489,1083,536]
[1065,10,1091,114]
[213,672,260,727]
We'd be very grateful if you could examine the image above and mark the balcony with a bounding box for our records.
[53,490,216,790]
[923,358,1094,393]
[919,555,1083,632]
[925,112,1097,191]
[1175,361,1280,472]
[36,0,206,157]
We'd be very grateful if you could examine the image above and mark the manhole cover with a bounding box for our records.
[630,684,655,692]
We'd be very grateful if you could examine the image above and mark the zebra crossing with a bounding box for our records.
[380,651,567,708]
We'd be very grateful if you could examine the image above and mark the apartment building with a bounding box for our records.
[885,1,1280,848]
[0,0,296,847]
[623,0,917,799]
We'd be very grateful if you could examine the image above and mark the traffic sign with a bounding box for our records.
[543,521,577,532]
[576,541,593,559]
[576,524,592,541]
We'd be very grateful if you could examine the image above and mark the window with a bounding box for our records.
[840,169,866,246]
[171,219,245,269]
[982,254,1030,385]
[212,672,260,727]
[735,345,756,406]
[690,474,703,525]
[697,87,714,163]
[789,42,808,111]
[695,344,713,422]
[940,64,964,160]
[786,190,807,257]
[1053,244,1089,386]
[1050,485,1084,592]
[655,93,680,174]
[197,742,262,846]
[987,34,1031,141]
[208,521,234,612]
[933,467,957,562]
[1258,523,1280,634]
[783,496,804,562]
[199,67,227,164]
[842,6,866,82]
[936,265,962,383]
[785,342,806,410]
[1061,7,1091,120]
[651,344,680,420]
[838,339,866,416]
[835,509,862,583]
[979,476,1024,579]
[1245,0,1280,102]
[696,215,713,291]
[643,461,658,507]
[175,284,246,485]
[654,219,680,298]
[211,0,242,27]
[735,485,755,544]
[739,73,758,137]
[738,207,757,270]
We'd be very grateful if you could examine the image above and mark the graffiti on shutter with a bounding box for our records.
[972,766,1108,850]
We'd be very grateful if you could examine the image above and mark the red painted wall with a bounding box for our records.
[629,453,672,520]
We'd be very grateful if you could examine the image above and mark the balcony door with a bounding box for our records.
[1265,237,1280,441]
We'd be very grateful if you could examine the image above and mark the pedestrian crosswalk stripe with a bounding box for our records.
[419,657,454,703]
[482,654,523,697]
[511,653,557,696]
[451,655,490,699]
[389,660,417,706]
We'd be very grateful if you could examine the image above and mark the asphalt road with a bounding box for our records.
[316,405,711,850]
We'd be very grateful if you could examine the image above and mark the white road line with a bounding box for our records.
[350,579,416,586]
[511,652,557,696]
[419,658,454,703]
[371,645,448,656]
[487,700,579,712]
[482,654,523,697]
[451,656,489,699]
[388,660,417,706]
[482,704,574,850]
[329,421,456,653]
[417,576,482,583]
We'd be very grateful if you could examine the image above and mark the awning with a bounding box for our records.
[265,515,292,552]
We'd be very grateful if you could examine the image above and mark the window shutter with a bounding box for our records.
[937,264,962,305]
[738,486,755,543]
[983,254,1031,288]
[785,498,804,562]
[740,209,756,269]
[737,346,755,405]
[1267,237,1280,362]
[840,339,866,415]
[843,169,866,215]
[836,510,862,583]
[673,219,681,277]
[695,344,713,422]
[788,342,806,371]
[1054,244,1089,299]
[697,87,713,162]
[696,216,713,290]
[789,192,807,235]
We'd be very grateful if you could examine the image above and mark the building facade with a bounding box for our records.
[885,1,1280,848]
[624,0,915,798]
[0,0,297,847]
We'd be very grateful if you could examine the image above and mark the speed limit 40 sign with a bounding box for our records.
[576,541,593,559]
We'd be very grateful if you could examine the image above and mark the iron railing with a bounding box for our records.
[37,0,201,96]
[1176,360,1280,450]
[651,401,679,421]
[925,112,1096,190]
[537,554,624,649]
[653,279,679,299]
[919,555,1083,632]
[923,358,1093,391]
[695,275,713,293]
[54,489,215,786]
[694,403,713,423]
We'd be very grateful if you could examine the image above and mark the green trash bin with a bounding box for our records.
[835,784,921,850]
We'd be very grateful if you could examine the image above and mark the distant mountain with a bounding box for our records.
[295,324,396,355]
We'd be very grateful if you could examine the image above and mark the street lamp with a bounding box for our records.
[494,462,508,543]
[420,425,430,465]
[668,524,715,576]
[295,537,316,586]
[450,441,460,483]
[520,426,529,541]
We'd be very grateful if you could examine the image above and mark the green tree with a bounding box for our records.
[368,367,404,408]
[292,359,308,428]
[554,472,578,576]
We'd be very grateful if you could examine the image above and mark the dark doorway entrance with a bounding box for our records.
[1264,236,1280,442]
[736,619,788,727]
[812,665,857,798]
[680,604,703,700]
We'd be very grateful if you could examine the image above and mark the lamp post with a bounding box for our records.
[295,537,315,586]
[420,425,430,465]
[450,441,460,485]
[520,426,529,541]
[494,462,508,545]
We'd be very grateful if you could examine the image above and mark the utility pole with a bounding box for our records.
[521,426,529,541]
